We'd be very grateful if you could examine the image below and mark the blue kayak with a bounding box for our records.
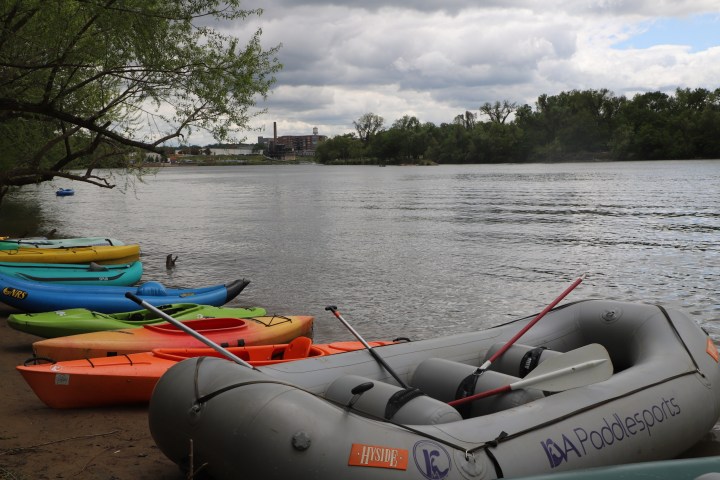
[0,261,142,286]
[0,272,250,313]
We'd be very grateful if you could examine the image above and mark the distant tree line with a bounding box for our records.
[315,88,720,164]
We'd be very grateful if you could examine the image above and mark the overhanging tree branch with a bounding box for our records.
[0,0,281,205]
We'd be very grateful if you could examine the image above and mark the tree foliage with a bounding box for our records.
[314,133,364,163]
[353,112,384,143]
[479,100,517,124]
[0,0,281,203]
[319,87,720,165]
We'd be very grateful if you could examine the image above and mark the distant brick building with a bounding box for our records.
[259,124,327,159]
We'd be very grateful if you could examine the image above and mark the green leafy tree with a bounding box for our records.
[479,100,517,124]
[515,89,623,160]
[0,0,281,204]
[669,87,720,158]
[425,121,474,164]
[694,89,720,157]
[370,129,403,162]
[453,111,476,130]
[314,134,363,163]
[477,122,526,163]
[611,91,673,159]
[371,115,431,163]
[391,115,425,160]
[353,113,384,143]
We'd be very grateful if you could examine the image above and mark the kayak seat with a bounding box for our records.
[283,336,313,360]
[87,262,109,272]
[483,343,562,378]
[160,307,185,318]
[411,357,544,418]
[136,281,168,296]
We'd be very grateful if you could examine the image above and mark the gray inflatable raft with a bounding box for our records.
[148,300,720,479]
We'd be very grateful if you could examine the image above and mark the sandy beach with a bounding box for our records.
[0,309,182,480]
[1,307,719,479]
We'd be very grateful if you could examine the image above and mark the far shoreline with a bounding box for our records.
[136,156,720,169]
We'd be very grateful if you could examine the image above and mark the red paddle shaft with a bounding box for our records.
[478,274,586,372]
[448,357,607,407]
[451,384,510,405]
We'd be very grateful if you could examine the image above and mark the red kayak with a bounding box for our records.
[17,337,397,408]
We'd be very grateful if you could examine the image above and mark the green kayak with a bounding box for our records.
[7,303,267,338]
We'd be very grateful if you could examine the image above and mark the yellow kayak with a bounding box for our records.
[0,244,140,263]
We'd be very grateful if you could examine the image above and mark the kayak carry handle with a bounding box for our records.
[24,356,56,366]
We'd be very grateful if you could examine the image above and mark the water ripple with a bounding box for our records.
[2,160,719,341]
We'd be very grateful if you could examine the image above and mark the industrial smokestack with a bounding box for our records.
[273,122,277,140]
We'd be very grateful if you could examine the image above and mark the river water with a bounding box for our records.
[1,160,719,344]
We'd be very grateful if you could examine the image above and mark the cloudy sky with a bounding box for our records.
[203,0,720,144]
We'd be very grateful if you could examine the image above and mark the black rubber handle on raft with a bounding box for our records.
[351,382,374,395]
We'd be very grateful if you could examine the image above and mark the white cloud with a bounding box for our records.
[182,1,720,144]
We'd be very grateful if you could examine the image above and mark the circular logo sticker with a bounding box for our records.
[413,440,451,479]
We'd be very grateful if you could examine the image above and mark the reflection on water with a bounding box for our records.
[1,160,719,342]
[0,197,46,236]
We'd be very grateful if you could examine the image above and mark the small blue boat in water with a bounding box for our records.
[55,188,74,196]
[0,272,250,313]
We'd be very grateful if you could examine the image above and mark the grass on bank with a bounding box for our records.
[0,466,24,480]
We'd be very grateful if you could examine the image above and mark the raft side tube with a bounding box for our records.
[149,357,498,480]
[323,374,462,424]
[411,357,544,417]
[484,343,563,378]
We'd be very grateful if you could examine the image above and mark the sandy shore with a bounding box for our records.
[1,309,719,479]
[0,310,183,480]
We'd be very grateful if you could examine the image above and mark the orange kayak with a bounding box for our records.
[32,315,314,361]
[17,337,396,408]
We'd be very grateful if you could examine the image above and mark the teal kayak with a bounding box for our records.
[0,261,142,286]
[0,237,126,250]
[514,456,720,479]
[7,303,268,338]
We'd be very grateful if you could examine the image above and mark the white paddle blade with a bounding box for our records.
[513,343,613,392]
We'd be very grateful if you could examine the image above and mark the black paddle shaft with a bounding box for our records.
[325,305,409,389]
[124,292,254,369]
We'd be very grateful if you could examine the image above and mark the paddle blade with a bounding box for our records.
[449,343,614,407]
[514,343,613,392]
